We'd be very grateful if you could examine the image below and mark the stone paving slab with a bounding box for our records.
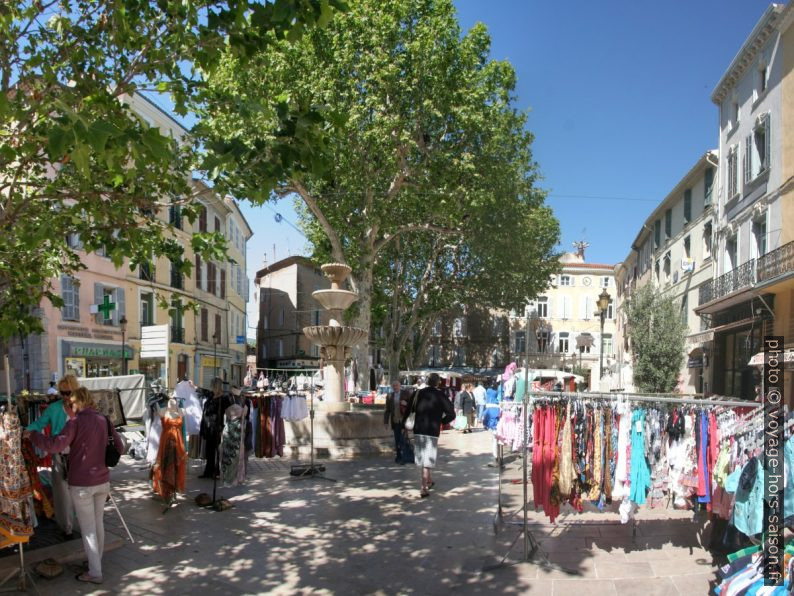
[14,427,723,594]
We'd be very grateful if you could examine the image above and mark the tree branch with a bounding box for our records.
[373,222,460,256]
[284,180,346,264]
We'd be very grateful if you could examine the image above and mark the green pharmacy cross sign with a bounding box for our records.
[97,295,116,321]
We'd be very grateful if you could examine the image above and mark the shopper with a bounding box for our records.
[411,373,455,498]
[26,374,79,535]
[383,380,411,464]
[25,387,126,585]
[473,381,487,427]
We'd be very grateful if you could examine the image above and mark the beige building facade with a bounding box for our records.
[511,249,617,389]
[3,94,253,395]
[615,152,718,394]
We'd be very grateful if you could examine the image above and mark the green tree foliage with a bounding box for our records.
[624,283,688,393]
[0,0,344,338]
[198,0,559,380]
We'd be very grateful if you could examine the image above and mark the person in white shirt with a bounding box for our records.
[473,382,487,427]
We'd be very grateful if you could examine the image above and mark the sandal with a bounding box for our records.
[76,572,103,584]
[420,490,430,498]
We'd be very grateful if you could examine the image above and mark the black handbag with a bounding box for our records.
[104,416,121,467]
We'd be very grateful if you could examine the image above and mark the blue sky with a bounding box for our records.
[240,0,777,333]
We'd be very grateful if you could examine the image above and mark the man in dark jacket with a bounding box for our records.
[383,380,411,464]
[411,373,456,497]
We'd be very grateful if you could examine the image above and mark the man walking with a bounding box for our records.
[384,380,410,464]
[411,373,456,497]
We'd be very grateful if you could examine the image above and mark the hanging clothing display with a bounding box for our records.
[174,380,202,436]
[220,404,247,486]
[151,415,187,502]
[0,409,35,548]
[522,394,776,529]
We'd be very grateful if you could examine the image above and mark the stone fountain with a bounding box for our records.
[280,263,390,458]
[303,263,367,406]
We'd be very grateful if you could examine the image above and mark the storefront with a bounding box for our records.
[59,339,134,378]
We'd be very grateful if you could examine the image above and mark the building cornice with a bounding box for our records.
[711,4,785,105]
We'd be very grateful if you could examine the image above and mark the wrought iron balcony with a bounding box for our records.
[699,259,756,305]
[758,240,794,284]
[699,242,794,305]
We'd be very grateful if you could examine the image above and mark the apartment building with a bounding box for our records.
[615,152,718,394]
[421,306,509,371]
[696,4,794,400]
[509,247,617,388]
[224,197,253,387]
[255,256,331,369]
[3,94,253,393]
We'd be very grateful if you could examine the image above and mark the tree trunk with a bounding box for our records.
[351,266,373,392]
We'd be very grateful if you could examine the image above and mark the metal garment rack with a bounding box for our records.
[492,389,762,568]
[0,542,37,594]
[253,367,335,482]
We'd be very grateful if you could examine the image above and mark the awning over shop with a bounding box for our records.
[748,348,794,368]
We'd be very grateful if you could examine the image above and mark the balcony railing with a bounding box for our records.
[758,240,794,284]
[699,241,794,305]
[699,259,756,305]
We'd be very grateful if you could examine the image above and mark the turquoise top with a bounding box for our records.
[26,399,69,435]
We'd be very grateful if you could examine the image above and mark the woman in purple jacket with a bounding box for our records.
[25,387,126,585]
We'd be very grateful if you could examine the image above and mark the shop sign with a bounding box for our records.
[63,340,133,359]
[685,330,714,347]
[236,335,245,344]
[277,359,317,369]
[201,356,221,368]
[687,356,704,369]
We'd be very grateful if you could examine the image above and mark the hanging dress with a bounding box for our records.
[221,405,244,485]
[629,408,651,506]
[0,409,34,548]
[152,415,187,502]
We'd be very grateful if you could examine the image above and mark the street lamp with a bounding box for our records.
[597,288,611,379]
[119,315,128,376]
[213,330,219,381]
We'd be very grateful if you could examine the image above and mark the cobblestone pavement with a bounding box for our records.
[14,428,721,595]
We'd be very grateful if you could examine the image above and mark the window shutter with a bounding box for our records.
[115,286,126,325]
[214,313,221,341]
[94,283,103,324]
[764,113,771,171]
[72,277,80,321]
[221,267,226,299]
[744,135,752,183]
[61,276,73,320]
[199,206,207,233]
[196,255,202,290]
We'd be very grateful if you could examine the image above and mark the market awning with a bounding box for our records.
[748,348,794,368]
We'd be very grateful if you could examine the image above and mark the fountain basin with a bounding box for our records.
[302,325,367,348]
[321,263,352,288]
[312,289,359,312]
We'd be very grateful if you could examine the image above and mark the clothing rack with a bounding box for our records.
[493,389,765,568]
[251,367,333,482]
[529,391,763,409]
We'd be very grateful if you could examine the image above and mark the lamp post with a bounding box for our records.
[119,315,128,376]
[213,331,219,381]
[597,288,611,379]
